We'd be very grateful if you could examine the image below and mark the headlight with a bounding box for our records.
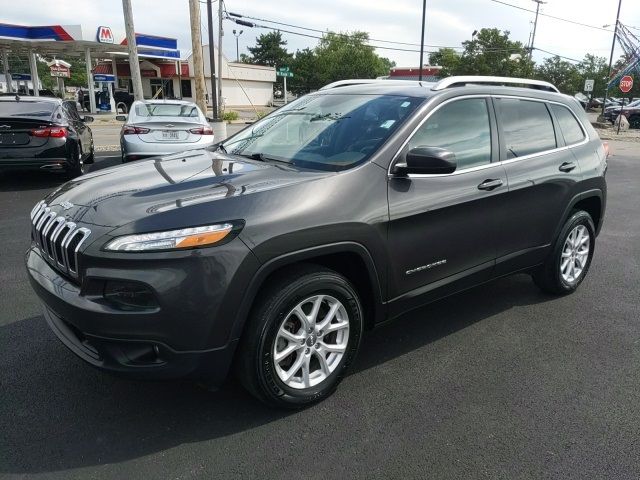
[103,223,235,252]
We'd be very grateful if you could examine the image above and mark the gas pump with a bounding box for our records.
[92,74,116,112]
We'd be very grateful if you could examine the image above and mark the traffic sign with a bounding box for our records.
[584,79,594,92]
[278,67,290,73]
[10,73,30,80]
[620,75,633,93]
[277,71,293,78]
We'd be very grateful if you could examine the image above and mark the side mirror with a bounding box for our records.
[81,115,94,123]
[392,147,457,176]
[116,115,127,122]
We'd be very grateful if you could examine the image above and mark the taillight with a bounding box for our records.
[30,127,67,138]
[189,126,214,135]
[122,125,150,135]
[603,141,610,158]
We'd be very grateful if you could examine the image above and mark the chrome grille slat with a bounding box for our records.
[29,202,91,280]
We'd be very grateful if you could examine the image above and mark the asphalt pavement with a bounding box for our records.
[0,142,639,479]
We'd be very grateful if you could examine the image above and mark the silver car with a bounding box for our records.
[117,100,214,162]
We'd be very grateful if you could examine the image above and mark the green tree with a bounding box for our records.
[576,54,608,96]
[289,48,322,95]
[428,48,461,77]
[245,31,293,68]
[313,31,394,87]
[534,56,581,93]
[457,28,533,77]
[428,29,532,79]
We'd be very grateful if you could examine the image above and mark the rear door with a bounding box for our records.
[493,96,584,274]
[387,96,507,312]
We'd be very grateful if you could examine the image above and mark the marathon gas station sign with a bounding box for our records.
[96,26,114,44]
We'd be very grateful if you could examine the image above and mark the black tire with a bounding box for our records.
[532,210,595,295]
[235,264,363,408]
[65,145,83,178]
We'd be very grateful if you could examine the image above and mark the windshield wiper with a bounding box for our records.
[222,133,265,148]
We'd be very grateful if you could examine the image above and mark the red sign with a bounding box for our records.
[96,26,114,44]
[141,69,157,78]
[620,75,634,93]
[49,64,70,78]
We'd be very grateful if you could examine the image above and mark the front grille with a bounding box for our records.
[30,200,91,279]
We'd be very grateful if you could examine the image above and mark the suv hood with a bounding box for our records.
[44,149,327,229]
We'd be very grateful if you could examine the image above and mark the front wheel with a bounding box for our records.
[532,210,595,294]
[236,265,363,408]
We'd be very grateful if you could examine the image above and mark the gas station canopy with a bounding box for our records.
[0,23,184,113]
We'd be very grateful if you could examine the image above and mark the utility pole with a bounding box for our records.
[418,0,426,81]
[529,0,546,60]
[206,0,218,120]
[122,0,143,100]
[602,0,623,116]
[3,49,12,93]
[189,0,208,116]
[217,0,224,118]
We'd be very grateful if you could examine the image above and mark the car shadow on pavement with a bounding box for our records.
[0,170,68,193]
[0,273,552,475]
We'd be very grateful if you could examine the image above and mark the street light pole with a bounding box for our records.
[602,0,623,116]
[418,0,426,81]
[233,29,243,62]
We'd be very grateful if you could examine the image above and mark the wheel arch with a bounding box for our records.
[230,242,386,342]
[556,189,604,239]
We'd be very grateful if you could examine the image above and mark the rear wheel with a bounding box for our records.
[65,145,84,178]
[532,210,595,294]
[236,264,363,408]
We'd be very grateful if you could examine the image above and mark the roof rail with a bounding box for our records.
[432,76,559,93]
[319,79,423,90]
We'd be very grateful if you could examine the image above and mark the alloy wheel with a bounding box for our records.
[273,295,350,389]
[560,225,590,284]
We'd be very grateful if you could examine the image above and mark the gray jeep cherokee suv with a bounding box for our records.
[26,76,607,407]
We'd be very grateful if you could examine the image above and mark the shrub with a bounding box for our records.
[223,111,239,122]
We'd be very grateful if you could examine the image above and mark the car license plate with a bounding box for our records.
[162,130,180,140]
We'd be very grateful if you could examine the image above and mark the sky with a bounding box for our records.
[2,0,640,68]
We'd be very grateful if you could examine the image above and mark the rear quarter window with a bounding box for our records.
[550,104,586,145]
[496,98,556,159]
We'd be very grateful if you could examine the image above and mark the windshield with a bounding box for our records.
[222,93,423,171]
[135,103,200,118]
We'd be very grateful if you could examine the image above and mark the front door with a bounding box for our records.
[387,97,507,311]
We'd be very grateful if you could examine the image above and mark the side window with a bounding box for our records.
[407,98,491,169]
[550,104,585,145]
[62,102,80,121]
[496,98,556,159]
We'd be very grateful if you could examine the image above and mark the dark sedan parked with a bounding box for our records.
[0,96,94,176]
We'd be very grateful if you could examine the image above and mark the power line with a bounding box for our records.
[488,0,614,33]
[533,48,582,63]
[227,17,525,56]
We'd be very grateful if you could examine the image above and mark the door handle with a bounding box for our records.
[477,178,503,191]
[559,161,577,172]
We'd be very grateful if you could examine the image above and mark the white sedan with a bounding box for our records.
[117,100,214,162]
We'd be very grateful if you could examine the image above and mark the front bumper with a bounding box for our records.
[25,241,256,384]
